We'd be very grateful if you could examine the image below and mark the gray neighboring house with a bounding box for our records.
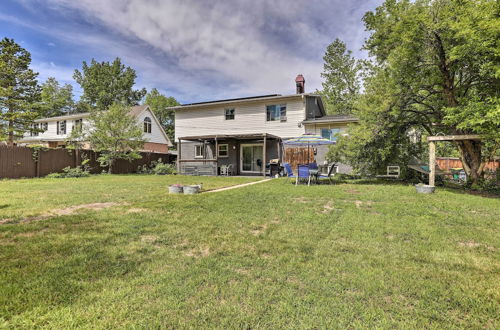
[172,75,358,176]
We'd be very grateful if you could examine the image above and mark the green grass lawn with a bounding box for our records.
[0,175,498,328]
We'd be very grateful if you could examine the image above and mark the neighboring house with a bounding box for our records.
[173,75,358,176]
[19,105,172,153]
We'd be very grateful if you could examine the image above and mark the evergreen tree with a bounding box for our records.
[319,38,361,115]
[0,38,41,145]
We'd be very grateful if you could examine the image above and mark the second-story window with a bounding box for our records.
[42,122,48,132]
[225,108,235,120]
[57,120,66,135]
[321,128,341,142]
[73,119,83,132]
[144,117,152,133]
[266,104,286,122]
[30,123,39,136]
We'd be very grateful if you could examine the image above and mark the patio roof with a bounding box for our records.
[179,133,281,141]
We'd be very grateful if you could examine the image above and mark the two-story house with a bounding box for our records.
[19,105,172,153]
[173,75,358,176]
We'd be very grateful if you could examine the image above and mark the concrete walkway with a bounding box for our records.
[205,178,272,193]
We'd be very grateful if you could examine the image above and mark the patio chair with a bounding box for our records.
[309,162,318,170]
[283,163,296,182]
[296,164,312,186]
[317,163,336,183]
[226,164,234,176]
[220,164,234,176]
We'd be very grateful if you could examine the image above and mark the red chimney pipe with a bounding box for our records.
[295,74,305,94]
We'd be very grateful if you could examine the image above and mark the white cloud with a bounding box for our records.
[18,0,381,102]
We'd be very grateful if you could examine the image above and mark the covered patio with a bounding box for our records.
[177,133,282,176]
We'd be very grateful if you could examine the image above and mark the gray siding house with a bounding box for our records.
[173,75,358,176]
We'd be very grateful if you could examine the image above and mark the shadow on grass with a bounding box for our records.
[0,219,147,319]
[341,178,499,198]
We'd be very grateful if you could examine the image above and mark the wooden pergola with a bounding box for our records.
[427,134,482,186]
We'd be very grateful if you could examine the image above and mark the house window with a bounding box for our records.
[42,122,48,132]
[225,108,235,120]
[57,120,66,135]
[30,123,39,136]
[218,144,228,157]
[195,145,204,158]
[321,128,341,142]
[266,104,286,122]
[144,117,152,133]
[73,119,83,132]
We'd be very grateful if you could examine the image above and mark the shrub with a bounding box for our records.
[47,166,90,178]
[152,162,176,175]
[137,158,176,175]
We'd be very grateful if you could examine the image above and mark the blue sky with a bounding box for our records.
[0,0,381,104]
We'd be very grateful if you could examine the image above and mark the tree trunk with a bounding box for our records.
[7,108,14,146]
[108,159,114,174]
[456,140,484,185]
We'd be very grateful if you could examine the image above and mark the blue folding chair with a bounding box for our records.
[296,164,311,186]
[283,163,296,183]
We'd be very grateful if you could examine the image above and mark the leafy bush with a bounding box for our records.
[152,162,176,175]
[137,158,176,175]
[47,166,90,178]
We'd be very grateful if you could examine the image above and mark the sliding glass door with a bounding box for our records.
[241,144,263,173]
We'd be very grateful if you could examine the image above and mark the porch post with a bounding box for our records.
[177,138,182,174]
[215,136,218,176]
[263,133,267,177]
[429,141,436,187]
[277,138,281,163]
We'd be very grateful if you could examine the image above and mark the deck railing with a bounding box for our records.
[179,159,218,176]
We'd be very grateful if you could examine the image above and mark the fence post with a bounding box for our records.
[36,149,41,178]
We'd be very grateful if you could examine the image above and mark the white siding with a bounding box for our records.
[22,117,90,141]
[304,123,350,135]
[175,98,307,140]
[136,108,170,145]
[22,108,170,145]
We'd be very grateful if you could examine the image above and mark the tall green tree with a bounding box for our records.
[0,38,41,145]
[40,77,74,117]
[145,88,179,142]
[73,58,146,110]
[318,38,361,115]
[72,103,145,173]
[331,0,499,184]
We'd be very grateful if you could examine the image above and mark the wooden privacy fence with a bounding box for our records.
[437,157,499,172]
[284,147,314,170]
[0,145,175,179]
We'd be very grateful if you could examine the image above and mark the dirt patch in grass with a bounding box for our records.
[127,208,147,214]
[251,224,268,236]
[321,201,340,214]
[458,240,496,250]
[141,235,159,243]
[346,189,361,194]
[234,268,251,276]
[185,246,211,258]
[1,202,125,225]
[292,197,312,203]
[355,200,374,209]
